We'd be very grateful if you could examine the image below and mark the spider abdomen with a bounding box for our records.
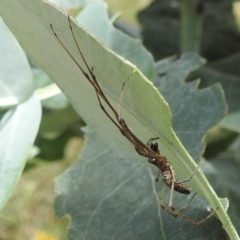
[162,171,191,195]
[174,182,191,194]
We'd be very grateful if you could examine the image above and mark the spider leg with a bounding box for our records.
[167,165,218,226]
[147,137,160,146]
[155,170,161,182]
[94,90,125,135]
[176,165,199,184]
[159,179,195,218]
[67,16,122,120]
[51,16,164,161]
[51,16,218,227]
[178,192,197,213]
[66,16,157,151]
[159,182,178,217]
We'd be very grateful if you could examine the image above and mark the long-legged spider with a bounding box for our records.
[50,15,218,225]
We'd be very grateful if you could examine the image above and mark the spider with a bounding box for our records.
[50,15,218,226]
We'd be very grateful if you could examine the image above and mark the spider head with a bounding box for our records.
[147,141,160,167]
[150,142,159,153]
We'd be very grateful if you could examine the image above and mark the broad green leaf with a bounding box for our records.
[188,66,240,133]
[76,2,154,78]
[0,95,41,209]
[55,128,225,240]
[0,18,33,108]
[189,66,240,115]
[0,0,237,239]
[153,54,227,160]
[0,12,67,111]
[0,17,41,209]
[50,0,103,10]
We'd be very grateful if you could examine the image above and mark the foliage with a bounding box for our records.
[0,0,239,239]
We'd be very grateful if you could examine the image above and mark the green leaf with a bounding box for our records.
[76,2,154,79]
[55,128,228,240]
[50,0,103,10]
[188,66,240,133]
[189,66,240,114]
[0,0,237,239]
[0,17,42,209]
[153,54,227,160]
[0,95,41,209]
[0,18,33,108]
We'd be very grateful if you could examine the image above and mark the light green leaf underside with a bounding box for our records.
[0,95,41,209]
[0,17,41,210]
[50,0,103,10]
[76,2,154,78]
[0,18,33,108]
[0,0,237,239]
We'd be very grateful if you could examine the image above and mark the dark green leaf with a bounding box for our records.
[153,54,227,160]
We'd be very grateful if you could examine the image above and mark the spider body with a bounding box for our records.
[147,140,191,195]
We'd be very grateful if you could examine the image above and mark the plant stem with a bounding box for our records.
[180,0,204,54]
